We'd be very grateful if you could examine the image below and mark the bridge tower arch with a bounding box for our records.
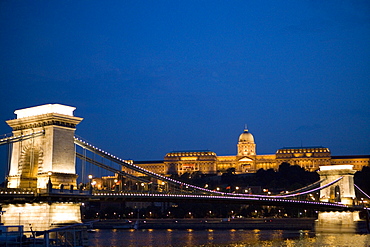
[6,104,83,189]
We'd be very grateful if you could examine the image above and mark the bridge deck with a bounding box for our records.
[0,188,363,211]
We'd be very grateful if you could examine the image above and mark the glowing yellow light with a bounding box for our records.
[319,165,353,171]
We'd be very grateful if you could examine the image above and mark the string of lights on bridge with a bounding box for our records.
[92,191,350,209]
[0,189,359,211]
[0,191,34,195]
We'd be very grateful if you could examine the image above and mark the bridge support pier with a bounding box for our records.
[1,202,82,234]
[315,211,368,233]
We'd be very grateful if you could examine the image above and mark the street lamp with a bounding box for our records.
[47,171,52,192]
[114,179,118,191]
[141,182,145,191]
[88,174,93,194]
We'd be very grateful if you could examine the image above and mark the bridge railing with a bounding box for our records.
[37,188,92,195]
[0,187,36,195]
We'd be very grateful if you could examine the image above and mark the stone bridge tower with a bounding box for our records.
[318,165,356,205]
[316,165,365,233]
[6,104,83,189]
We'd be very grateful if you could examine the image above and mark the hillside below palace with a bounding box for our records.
[124,128,369,177]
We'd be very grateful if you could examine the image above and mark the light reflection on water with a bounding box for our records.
[88,229,370,247]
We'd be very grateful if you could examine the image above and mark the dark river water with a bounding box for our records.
[88,228,370,246]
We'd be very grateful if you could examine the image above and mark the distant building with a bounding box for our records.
[123,128,370,176]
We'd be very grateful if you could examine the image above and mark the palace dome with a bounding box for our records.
[238,128,254,143]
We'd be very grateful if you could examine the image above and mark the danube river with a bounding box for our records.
[88,229,370,246]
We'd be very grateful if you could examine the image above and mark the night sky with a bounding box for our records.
[1,1,369,175]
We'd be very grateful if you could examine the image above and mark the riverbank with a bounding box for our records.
[87,218,316,230]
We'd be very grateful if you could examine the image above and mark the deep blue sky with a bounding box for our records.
[1,1,369,172]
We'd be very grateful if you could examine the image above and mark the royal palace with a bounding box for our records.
[124,128,370,176]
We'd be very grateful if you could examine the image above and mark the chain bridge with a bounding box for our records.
[0,104,369,233]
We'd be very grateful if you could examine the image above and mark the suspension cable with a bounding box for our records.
[74,136,346,198]
[355,184,370,200]
[76,152,155,185]
[0,130,44,146]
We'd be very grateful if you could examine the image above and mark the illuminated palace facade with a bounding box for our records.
[125,128,370,176]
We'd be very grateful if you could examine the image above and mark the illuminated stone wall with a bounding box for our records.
[318,165,356,205]
[164,151,218,176]
[276,147,332,172]
[1,202,81,233]
[6,104,82,189]
[331,156,370,171]
[315,211,364,233]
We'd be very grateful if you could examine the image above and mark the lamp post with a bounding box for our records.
[88,174,93,194]
[114,179,118,191]
[235,186,239,193]
[47,171,52,193]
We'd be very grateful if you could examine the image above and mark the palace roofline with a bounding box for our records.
[279,146,326,149]
[134,160,164,164]
[167,150,212,153]
[331,155,370,159]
